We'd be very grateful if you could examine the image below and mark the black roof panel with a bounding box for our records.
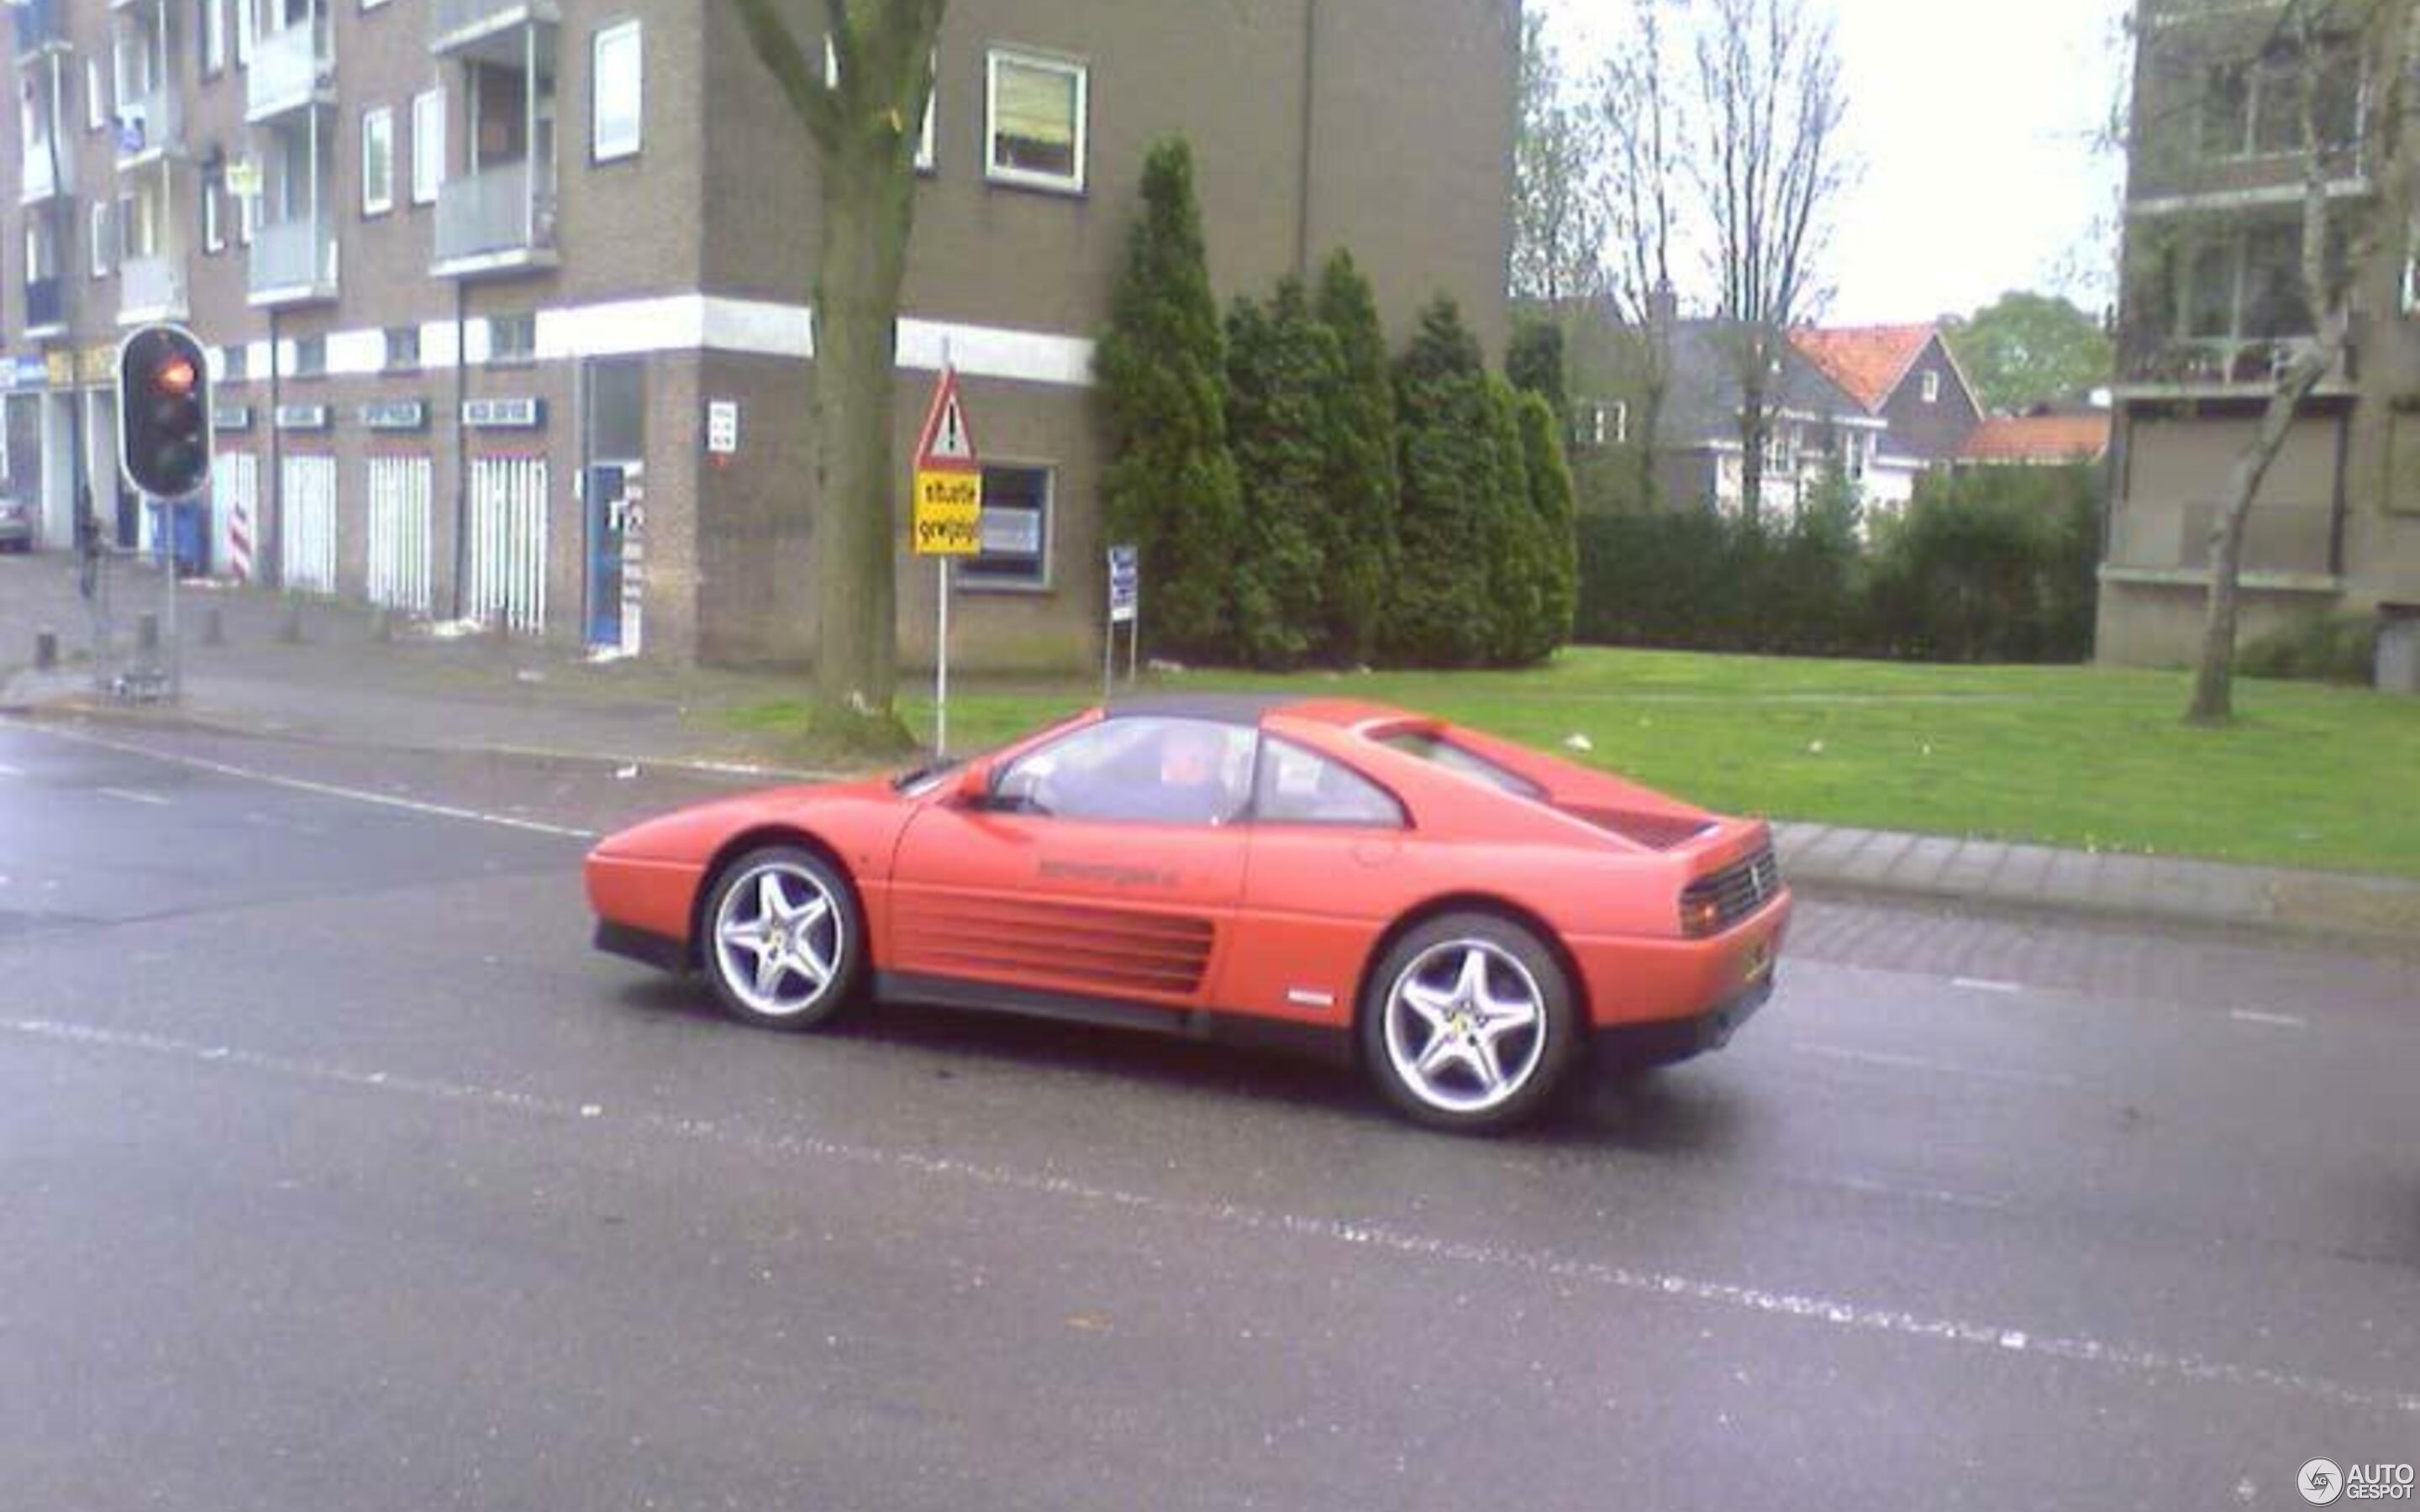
[1103,691,1303,726]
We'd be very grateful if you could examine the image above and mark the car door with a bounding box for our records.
[886,716,1257,1014]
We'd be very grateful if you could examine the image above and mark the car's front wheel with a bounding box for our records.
[1361,912,1579,1133]
[701,845,863,1030]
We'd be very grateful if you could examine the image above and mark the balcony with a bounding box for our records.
[18,139,72,203]
[247,216,337,305]
[13,0,67,57]
[118,254,187,323]
[247,18,333,123]
[23,276,66,338]
[2107,500,2339,589]
[433,159,557,278]
[432,0,558,55]
[2114,333,2355,398]
[114,87,184,165]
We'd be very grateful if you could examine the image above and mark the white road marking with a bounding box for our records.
[0,760,24,776]
[5,722,597,840]
[1788,1041,2080,1088]
[96,786,171,807]
[1832,1174,2013,1212]
[5,1012,2412,1420]
[2228,1010,2308,1029]
[1952,976,2024,995]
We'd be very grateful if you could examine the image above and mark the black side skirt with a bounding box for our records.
[594,920,690,974]
[871,971,1355,1068]
[1593,974,1775,1070]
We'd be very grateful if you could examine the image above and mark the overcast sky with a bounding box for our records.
[1539,0,2131,324]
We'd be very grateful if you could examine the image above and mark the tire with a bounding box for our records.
[699,845,865,1031]
[1360,911,1581,1134]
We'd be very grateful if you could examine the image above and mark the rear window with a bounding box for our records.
[1373,730,1545,800]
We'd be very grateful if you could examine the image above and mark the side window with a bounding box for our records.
[994,717,1255,826]
[1253,739,1406,828]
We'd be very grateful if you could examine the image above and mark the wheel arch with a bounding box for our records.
[688,825,862,969]
[1350,893,1591,1055]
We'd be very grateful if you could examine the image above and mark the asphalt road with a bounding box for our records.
[2,717,2414,1511]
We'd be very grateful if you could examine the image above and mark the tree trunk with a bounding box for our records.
[1634,370,1666,511]
[1737,365,1765,525]
[2184,344,2333,725]
[809,136,919,748]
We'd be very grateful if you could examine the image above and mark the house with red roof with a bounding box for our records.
[1955,412,2112,468]
[1790,323,1986,505]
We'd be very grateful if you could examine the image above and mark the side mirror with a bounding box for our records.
[953,760,994,807]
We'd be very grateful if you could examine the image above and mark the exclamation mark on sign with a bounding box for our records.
[941,400,962,458]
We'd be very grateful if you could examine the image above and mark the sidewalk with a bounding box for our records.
[5,551,2416,947]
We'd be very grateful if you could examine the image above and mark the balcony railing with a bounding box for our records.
[18,139,71,202]
[24,276,65,333]
[13,0,67,55]
[247,18,331,122]
[119,254,187,321]
[434,159,556,271]
[114,87,182,161]
[2112,501,2336,579]
[2118,332,2353,391]
[432,0,557,52]
[248,215,336,301]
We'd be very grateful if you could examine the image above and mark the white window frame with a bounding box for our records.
[591,19,644,164]
[823,38,937,172]
[360,105,395,216]
[1921,370,1941,405]
[235,0,253,68]
[203,176,225,254]
[89,201,113,278]
[411,88,445,205]
[985,48,1087,195]
[203,0,228,76]
[85,57,106,132]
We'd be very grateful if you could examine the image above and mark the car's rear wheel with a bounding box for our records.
[1361,912,1580,1133]
[701,846,863,1030]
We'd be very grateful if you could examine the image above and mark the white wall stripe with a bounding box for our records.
[210,298,1094,389]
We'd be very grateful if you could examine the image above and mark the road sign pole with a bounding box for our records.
[935,556,950,758]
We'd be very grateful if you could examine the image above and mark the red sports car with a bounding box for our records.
[586,695,1789,1132]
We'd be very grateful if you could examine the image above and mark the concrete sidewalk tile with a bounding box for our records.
[1991,843,2059,900]
[1832,830,1910,886]
[1880,834,1965,889]
[1788,826,1876,878]
[1931,840,2004,895]
[2040,847,2102,908]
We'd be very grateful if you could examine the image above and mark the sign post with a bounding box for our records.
[910,367,981,755]
[1105,543,1139,701]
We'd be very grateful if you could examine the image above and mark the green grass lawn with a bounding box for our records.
[729,648,2420,879]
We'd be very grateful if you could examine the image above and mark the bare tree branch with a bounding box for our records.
[727,0,839,145]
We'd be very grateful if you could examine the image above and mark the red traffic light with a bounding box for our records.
[155,357,198,398]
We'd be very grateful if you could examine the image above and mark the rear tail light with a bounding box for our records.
[1681,845,1782,936]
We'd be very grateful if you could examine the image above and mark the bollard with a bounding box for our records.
[34,627,56,670]
[276,600,304,644]
[136,612,160,653]
[202,605,224,646]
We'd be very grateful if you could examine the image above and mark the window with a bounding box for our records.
[2199,40,2362,161]
[88,201,113,277]
[824,39,937,171]
[361,106,394,215]
[994,717,1258,826]
[1375,729,1545,800]
[488,312,537,362]
[86,57,106,132]
[1252,740,1405,828]
[961,464,1051,588]
[1920,370,1941,405]
[203,0,228,76]
[592,19,643,163]
[385,325,420,371]
[203,176,225,254]
[292,333,326,377]
[411,89,445,205]
[1760,427,1792,475]
[1570,401,1626,449]
[224,344,249,384]
[986,49,1086,192]
[235,0,253,68]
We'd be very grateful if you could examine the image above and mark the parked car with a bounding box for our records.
[0,496,31,552]
[585,695,1790,1132]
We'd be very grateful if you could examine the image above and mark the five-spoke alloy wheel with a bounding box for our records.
[1361,912,1578,1132]
[701,846,863,1030]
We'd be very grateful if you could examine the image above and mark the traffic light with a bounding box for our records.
[118,323,213,501]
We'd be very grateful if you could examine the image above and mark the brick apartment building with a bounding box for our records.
[2103,0,2420,666]
[3,0,1516,669]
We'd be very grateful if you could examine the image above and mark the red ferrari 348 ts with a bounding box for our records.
[586,695,1788,1132]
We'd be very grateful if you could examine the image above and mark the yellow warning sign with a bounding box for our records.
[913,468,981,556]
